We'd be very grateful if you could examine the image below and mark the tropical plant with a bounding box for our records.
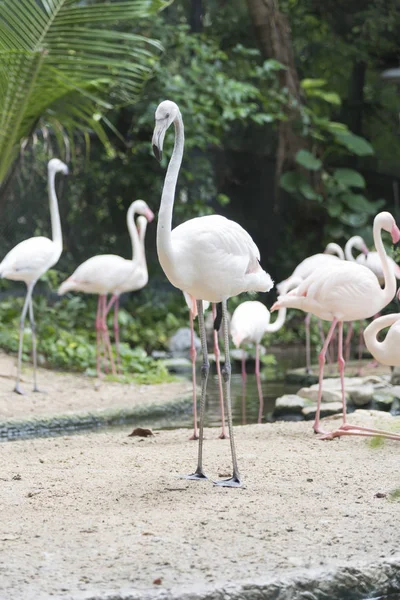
[0,0,170,196]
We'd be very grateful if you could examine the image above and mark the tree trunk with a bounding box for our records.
[346,61,366,136]
[190,0,203,33]
[246,0,305,206]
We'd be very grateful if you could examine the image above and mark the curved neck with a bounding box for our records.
[344,238,357,261]
[266,305,286,333]
[374,218,396,299]
[156,112,184,272]
[364,314,400,363]
[328,243,344,260]
[48,168,62,251]
[127,204,142,264]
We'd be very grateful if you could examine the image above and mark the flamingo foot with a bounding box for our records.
[218,432,229,440]
[319,423,400,441]
[182,469,208,481]
[213,474,243,488]
[188,432,199,441]
[367,360,379,369]
[14,384,25,395]
[32,386,46,394]
[313,423,331,436]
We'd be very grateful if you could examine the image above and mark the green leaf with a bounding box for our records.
[295,149,322,171]
[333,168,366,188]
[301,78,327,89]
[341,193,377,214]
[339,212,368,227]
[280,171,299,193]
[334,132,374,156]
[327,203,343,218]
[298,181,322,201]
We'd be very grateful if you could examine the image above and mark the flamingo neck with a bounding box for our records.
[266,305,287,333]
[344,238,357,261]
[364,314,400,363]
[48,167,62,253]
[374,217,396,299]
[157,112,184,276]
[127,204,142,264]
[327,243,344,260]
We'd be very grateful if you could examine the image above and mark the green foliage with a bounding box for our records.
[389,488,400,502]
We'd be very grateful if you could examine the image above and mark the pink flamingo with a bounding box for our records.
[183,293,227,440]
[152,100,273,487]
[363,302,400,367]
[0,159,68,394]
[58,200,154,375]
[230,278,300,424]
[277,243,345,373]
[271,211,400,441]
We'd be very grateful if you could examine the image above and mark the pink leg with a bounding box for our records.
[255,343,264,424]
[318,320,333,366]
[212,303,228,439]
[241,349,247,425]
[113,297,121,373]
[337,321,347,425]
[357,324,364,375]
[313,318,338,435]
[344,322,353,362]
[100,295,116,376]
[95,296,103,377]
[188,309,199,441]
[305,313,311,374]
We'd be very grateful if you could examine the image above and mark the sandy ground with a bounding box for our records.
[0,412,399,600]
[0,353,191,421]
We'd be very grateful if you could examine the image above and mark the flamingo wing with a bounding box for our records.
[0,237,57,280]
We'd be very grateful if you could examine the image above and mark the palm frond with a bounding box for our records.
[0,0,169,187]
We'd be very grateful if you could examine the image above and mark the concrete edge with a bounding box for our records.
[81,557,400,600]
[0,394,192,440]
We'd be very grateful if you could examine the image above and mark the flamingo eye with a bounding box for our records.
[165,113,170,119]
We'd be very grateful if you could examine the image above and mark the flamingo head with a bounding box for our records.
[48,158,69,176]
[351,235,369,256]
[152,101,180,162]
[133,199,154,223]
[376,212,400,244]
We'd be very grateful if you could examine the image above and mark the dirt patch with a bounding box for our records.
[0,412,399,599]
[0,352,191,422]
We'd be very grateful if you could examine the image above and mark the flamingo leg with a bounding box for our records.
[95,296,103,377]
[184,300,208,480]
[337,321,347,425]
[305,313,311,374]
[241,349,247,425]
[14,282,35,395]
[357,324,364,375]
[28,293,42,393]
[255,343,264,424]
[214,299,242,487]
[188,308,199,441]
[212,303,228,439]
[100,295,116,375]
[313,318,338,435]
[318,320,333,365]
[344,322,353,362]
[105,294,121,374]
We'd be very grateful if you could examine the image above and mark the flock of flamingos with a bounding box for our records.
[1,100,400,487]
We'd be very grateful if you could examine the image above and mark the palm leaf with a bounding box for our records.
[0,0,169,187]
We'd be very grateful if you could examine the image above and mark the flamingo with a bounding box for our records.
[277,242,345,373]
[364,304,400,367]
[58,200,154,375]
[271,211,400,441]
[230,278,301,424]
[183,293,228,440]
[152,100,273,487]
[344,235,400,363]
[0,158,68,394]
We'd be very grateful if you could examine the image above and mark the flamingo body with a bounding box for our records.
[356,252,400,285]
[364,313,400,367]
[231,301,271,346]
[0,236,61,283]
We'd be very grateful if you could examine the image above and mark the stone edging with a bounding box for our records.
[83,556,400,600]
[0,395,192,440]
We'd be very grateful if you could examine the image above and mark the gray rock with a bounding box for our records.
[391,366,400,385]
[161,357,192,373]
[168,328,200,357]
[302,401,343,420]
[349,384,374,407]
[372,391,395,412]
[298,386,348,404]
[273,395,305,417]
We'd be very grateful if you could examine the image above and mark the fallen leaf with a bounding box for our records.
[375,492,387,499]
[128,427,154,438]
[153,578,162,585]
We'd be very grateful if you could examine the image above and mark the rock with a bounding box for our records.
[273,395,305,417]
[372,391,395,412]
[168,328,200,357]
[298,386,348,404]
[391,367,400,385]
[231,349,248,362]
[349,384,374,407]
[161,357,192,373]
[302,402,343,420]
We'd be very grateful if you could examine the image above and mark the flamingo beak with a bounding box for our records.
[152,121,166,162]
[145,209,155,223]
[270,301,280,312]
[391,224,400,244]
[361,243,369,256]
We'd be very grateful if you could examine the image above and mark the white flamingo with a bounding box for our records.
[344,235,400,363]
[182,293,228,440]
[364,304,400,367]
[0,158,68,394]
[271,211,400,441]
[58,200,154,375]
[230,278,301,424]
[152,100,273,487]
[277,243,346,373]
